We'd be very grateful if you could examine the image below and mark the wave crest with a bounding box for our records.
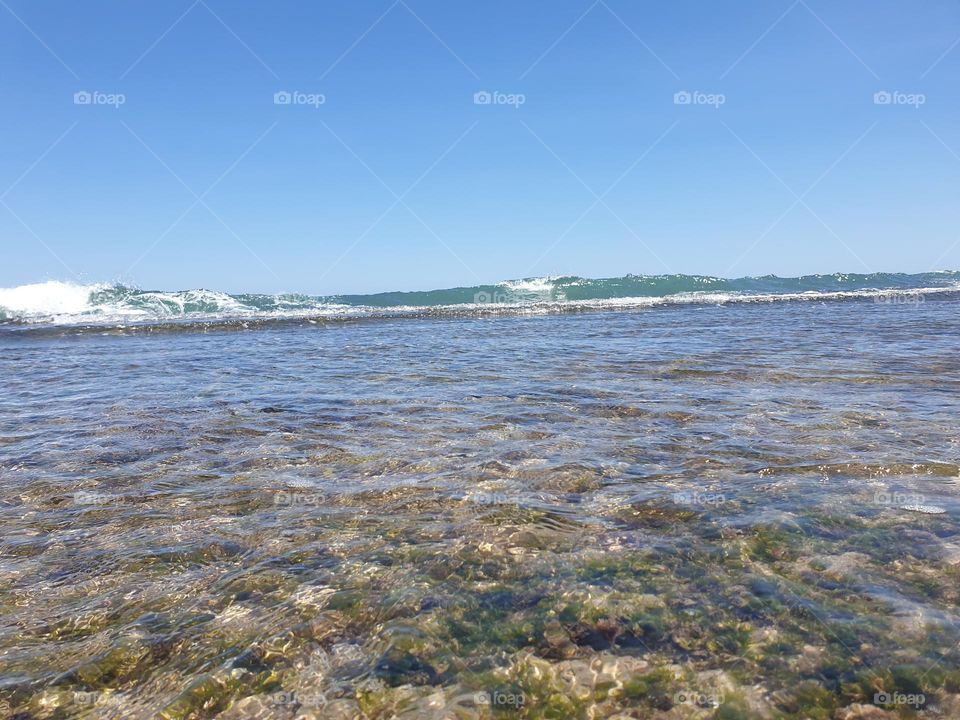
[1,272,958,326]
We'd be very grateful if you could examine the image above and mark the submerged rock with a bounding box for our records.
[215,695,294,720]
[373,648,440,687]
[834,703,897,719]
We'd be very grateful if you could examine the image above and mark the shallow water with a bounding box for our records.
[2,296,960,718]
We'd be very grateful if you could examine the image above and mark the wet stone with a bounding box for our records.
[373,648,441,687]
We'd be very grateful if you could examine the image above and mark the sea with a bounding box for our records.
[1,272,959,719]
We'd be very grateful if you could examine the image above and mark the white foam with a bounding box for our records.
[497,276,560,294]
[0,281,102,318]
[1,280,958,327]
[0,281,369,325]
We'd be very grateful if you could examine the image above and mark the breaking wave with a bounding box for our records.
[1,272,958,328]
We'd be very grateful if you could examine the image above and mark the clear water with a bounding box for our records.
[2,292,960,718]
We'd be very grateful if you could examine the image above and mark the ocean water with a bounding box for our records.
[2,274,960,719]
[1,271,957,326]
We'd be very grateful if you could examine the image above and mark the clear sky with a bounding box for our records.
[2,0,958,294]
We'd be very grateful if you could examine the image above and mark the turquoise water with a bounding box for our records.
[0,271,956,325]
[1,285,959,718]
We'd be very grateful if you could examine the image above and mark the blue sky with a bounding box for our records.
[1,0,958,294]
